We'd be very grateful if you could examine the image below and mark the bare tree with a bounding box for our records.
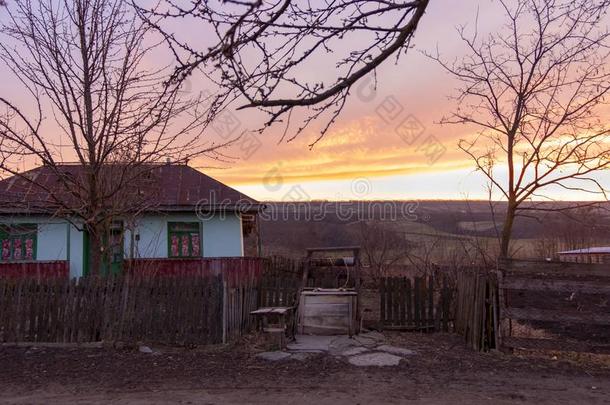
[0,0,228,275]
[555,207,604,250]
[137,0,430,145]
[358,221,412,283]
[433,0,610,258]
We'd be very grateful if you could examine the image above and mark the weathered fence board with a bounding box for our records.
[503,337,610,355]
[505,307,610,326]
[125,257,264,286]
[0,261,69,279]
[379,276,453,331]
[499,259,609,277]
[454,272,498,352]
[258,276,300,308]
[498,259,610,354]
[502,277,610,294]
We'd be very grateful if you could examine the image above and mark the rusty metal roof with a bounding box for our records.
[0,163,260,214]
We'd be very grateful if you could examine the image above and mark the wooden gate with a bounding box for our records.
[379,275,452,331]
[498,259,610,354]
[454,271,498,351]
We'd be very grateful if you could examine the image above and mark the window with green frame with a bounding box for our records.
[0,224,37,261]
[168,222,201,258]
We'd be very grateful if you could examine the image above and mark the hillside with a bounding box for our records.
[254,200,610,262]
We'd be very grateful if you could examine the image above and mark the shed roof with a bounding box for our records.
[557,247,610,255]
[0,163,261,214]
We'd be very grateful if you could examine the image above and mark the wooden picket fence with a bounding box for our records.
[379,275,453,331]
[222,276,260,343]
[127,257,265,343]
[257,275,300,308]
[255,256,301,308]
[0,275,224,345]
[0,257,268,345]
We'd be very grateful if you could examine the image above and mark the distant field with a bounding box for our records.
[255,200,610,263]
[457,221,498,232]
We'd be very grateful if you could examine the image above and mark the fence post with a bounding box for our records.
[427,276,434,329]
[491,273,500,351]
[222,278,228,344]
[441,276,450,332]
[379,278,386,327]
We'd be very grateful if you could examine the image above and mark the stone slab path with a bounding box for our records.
[256,331,416,367]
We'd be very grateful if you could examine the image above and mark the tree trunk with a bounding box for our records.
[499,202,517,259]
[88,227,103,277]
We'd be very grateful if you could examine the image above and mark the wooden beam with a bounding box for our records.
[306,246,361,253]
[501,277,610,295]
[505,307,610,326]
[309,258,356,267]
[381,324,435,331]
[503,337,610,354]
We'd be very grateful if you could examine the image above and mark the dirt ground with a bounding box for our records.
[1,333,609,405]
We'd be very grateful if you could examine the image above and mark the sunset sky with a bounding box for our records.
[203,1,499,201]
[197,0,610,202]
[2,1,610,202]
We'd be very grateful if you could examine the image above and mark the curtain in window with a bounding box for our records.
[12,239,22,260]
[1,239,9,260]
[25,238,34,260]
[171,234,179,257]
[191,234,200,256]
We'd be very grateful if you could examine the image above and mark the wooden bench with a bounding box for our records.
[250,306,295,349]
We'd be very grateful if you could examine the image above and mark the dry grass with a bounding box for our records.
[511,321,558,339]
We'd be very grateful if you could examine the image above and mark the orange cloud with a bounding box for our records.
[202,114,473,187]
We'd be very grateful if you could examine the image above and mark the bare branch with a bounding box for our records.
[137,0,430,141]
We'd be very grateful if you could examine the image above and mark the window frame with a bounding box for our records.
[0,223,38,262]
[167,222,201,258]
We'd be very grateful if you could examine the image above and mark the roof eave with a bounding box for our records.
[0,203,266,216]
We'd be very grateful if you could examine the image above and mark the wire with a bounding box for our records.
[341,256,350,289]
